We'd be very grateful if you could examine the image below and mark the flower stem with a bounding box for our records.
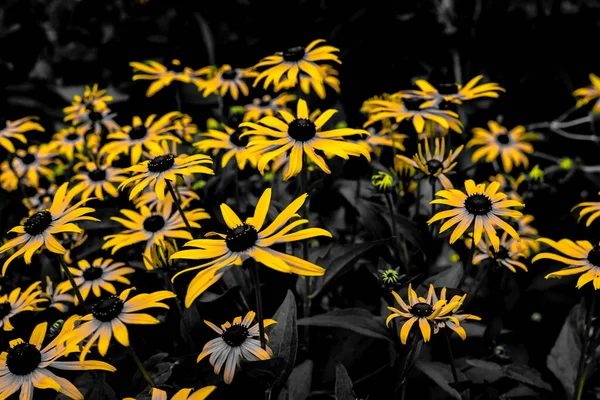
[248,260,266,349]
[299,154,311,345]
[165,180,193,236]
[458,230,476,289]
[55,254,89,314]
[384,192,402,267]
[574,291,596,400]
[128,346,155,388]
[430,179,436,236]
[444,330,459,383]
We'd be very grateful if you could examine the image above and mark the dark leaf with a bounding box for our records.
[309,239,389,298]
[180,304,201,347]
[267,290,298,399]
[138,353,173,387]
[241,357,286,382]
[464,359,506,383]
[547,303,584,397]
[502,384,543,398]
[198,285,242,303]
[279,359,313,400]
[334,363,355,400]
[297,308,394,343]
[415,361,463,400]
[423,263,463,289]
[504,364,551,391]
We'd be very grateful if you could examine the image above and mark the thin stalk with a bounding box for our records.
[444,330,460,383]
[128,346,155,388]
[553,115,592,129]
[430,179,436,236]
[56,254,89,314]
[248,260,266,349]
[165,180,193,236]
[551,127,598,142]
[574,291,596,400]
[299,154,311,345]
[458,229,476,289]
[385,192,402,267]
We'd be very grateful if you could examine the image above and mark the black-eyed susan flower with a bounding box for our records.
[276,64,341,100]
[506,214,539,258]
[65,106,120,136]
[42,276,74,313]
[103,206,209,267]
[62,288,176,361]
[396,137,463,189]
[101,113,181,164]
[468,122,536,173]
[243,93,296,122]
[364,97,463,134]
[125,386,217,400]
[63,84,113,119]
[402,76,505,108]
[0,161,19,192]
[173,114,198,143]
[198,311,276,384]
[120,151,213,201]
[133,184,200,218]
[194,124,259,170]
[240,99,370,180]
[58,258,135,304]
[471,232,528,273]
[23,184,58,212]
[393,157,418,197]
[428,180,524,251]
[130,59,204,97]
[573,73,600,111]
[11,145,56,188]
[0,316,116,399]
[357,126,407,156]
[0,116,44,153]
[572,193,600,226]
[196,65,257,100]
[71,160,128,201]
[62,231,88,266]
[386,284,463,344]
[489,174,526,202]
[428,287,481,339]
[142,239,178,271]
[253,39,341,90]
[172,188,330,307]
[533,238,600,289]
[0,281,44,331]
[0,183,99,276]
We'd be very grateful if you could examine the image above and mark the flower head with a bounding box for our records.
[196,64,257,100]
[0,281,45,331]
[71,160,128,201]
[130,59,204,97]
[243,94,297,122]
[573,73,600,111]
[471,231,528,273]
[0,116,44,153]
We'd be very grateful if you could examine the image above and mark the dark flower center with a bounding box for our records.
[230,129,249,148]
[464,194,493,216]
[403,98,425,111]
[288,118,316,142]
[222,324,250,347]
[426,159,443,175]
[148,154,175,173]
[88,111,103,122]
[587,245,600,267]
[226,224,258,252]
[83,266,104,281]
[0,301,12,320]
[410,302,434,318]
[129,125,148,140]
[502,184,513,194]
[24,210,53,236]
[259,97,272,107]
[20,153,36,165]
[143,215,166,232]
[92,295,124,322]
[496,133,511,145]
[491,245,510,260]
[6,343,42,376]
[66,132,80,141]
[169,61,185,73]
[282,46,306,62]
[88,168,107,182]
[221,69,238,80]
[438,83,459,95]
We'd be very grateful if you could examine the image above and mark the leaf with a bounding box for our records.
[180,305,201,347]
[140,353,173,387]
[297,308,394,343]
[241,357,287,382]
[279,359,313,400]
[415,361,463,400]
[423,263,463,289]
[547,303,584,397]
[464,359,505,383]
[504,363,551,391]
[309,239,389,298]
[197,285,242,303]
[267,290,298,400]
[334,363,355,400]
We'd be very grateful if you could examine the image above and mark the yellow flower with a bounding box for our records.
[196,64,257,100]
[0,281,45,331]
[65,106,121,136]
[357,126,407,156]
[506,214,540,258]
[42,275,74,313]
[133,184,200,217]
[471,231,528,273]
[63,84,113,119]
[252,39,341,90]
[276,64,341,99]
[125,387,217,400]
[489,174,526,202]
[0,116,44,153]
[468,121,535,173]
[427,180,523,251]
[71,160,128,201]
[243,93,297,122]
[171,188,330,307]
[198,311,276,384]
[240,99,370,180]
[61,288,176,361]
[533,238,600,289]
[573,192,600,226]
[130,59,205,97]
[0,316,116,399]
[0,183,99,276]
[573,73,600,109]
[172,114,198,143]
[194,124,259,170]
[428,286,481,339]
[11,144,57,188]
[51,125,93,162]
